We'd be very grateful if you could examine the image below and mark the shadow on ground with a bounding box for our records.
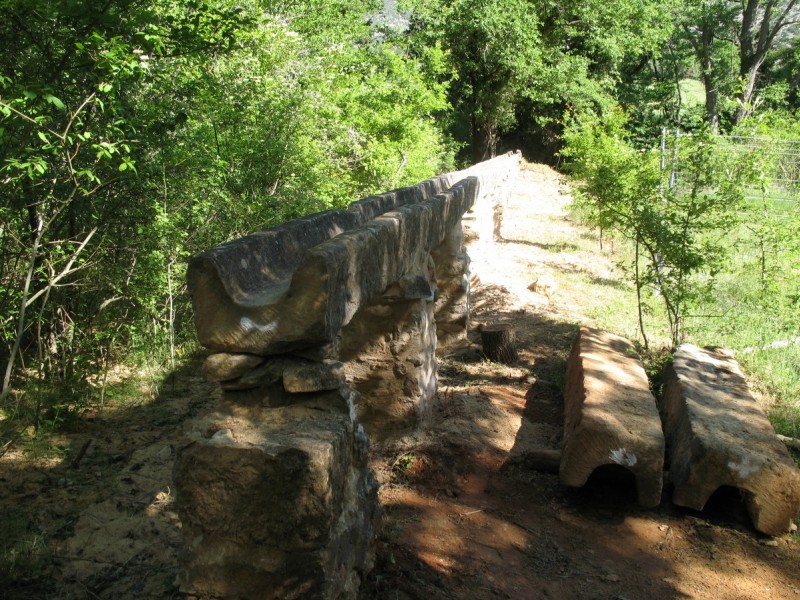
[0,354,218,599]
[360,281,799,600]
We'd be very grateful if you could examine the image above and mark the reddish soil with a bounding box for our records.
[1,163,798,600]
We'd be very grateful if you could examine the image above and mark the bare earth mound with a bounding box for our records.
[1,163,798,599]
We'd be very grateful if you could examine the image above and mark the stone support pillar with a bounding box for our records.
[432,219,471,346]
[340,270,437,436]
[174,357,379,599]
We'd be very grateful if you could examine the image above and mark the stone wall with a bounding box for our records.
[175,152,521,598]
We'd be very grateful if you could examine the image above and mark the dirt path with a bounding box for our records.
[359,164,800,600]
[1,163,798,600]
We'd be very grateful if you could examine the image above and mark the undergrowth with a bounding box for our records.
[0,342,200,459]
[563,117,800,441]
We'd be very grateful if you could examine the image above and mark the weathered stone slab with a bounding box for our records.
[174,404,378,599]
[174,152,523,599]
[663,344,800,535]
[187,151,521,357]
[202,352,265,382]
[218,358,288,390]
[560,327,665,507]
[188,179,478,355]
[283,360,346,393]
[462,151,519,249]
[347,175,450,222]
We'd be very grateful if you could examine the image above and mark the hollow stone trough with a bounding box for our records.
[559,327,665,507]
[663,344,800,536]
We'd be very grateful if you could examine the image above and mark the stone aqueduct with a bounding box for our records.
[173,153,800,599]
[174,152,522,598]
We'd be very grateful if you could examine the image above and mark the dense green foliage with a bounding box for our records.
[564,111,800,435]
[402,0,670,160]
[1,0,798,442]
[619,0,800,137]
[403,0,543,161]
[0,0,453,435]
[562,112,745,347]
[549,0,799,436]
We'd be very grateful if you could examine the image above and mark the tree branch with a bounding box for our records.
[24,227,98,309]
[0,216,45,404]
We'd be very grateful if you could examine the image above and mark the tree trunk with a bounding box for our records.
[734,0,800,124]
[735,65,760,122]
[702,69,719,133]
[685,19,719,134]
[481,323,517,363]
[736,0,768,124]
[699,25,719,133]
[471,120,498,164]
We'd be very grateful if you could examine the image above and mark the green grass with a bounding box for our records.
[568,188,800,439]
[679,78,706,109]
[558,211,676,350]
[680,197,800,438]
[742,346,800,439]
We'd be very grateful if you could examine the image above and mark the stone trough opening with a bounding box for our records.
[578,464,640,507]
[662,344,800,536]
[561,329,800,535]
[697,485,753,528]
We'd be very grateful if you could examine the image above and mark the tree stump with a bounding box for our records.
[481,323,517,363]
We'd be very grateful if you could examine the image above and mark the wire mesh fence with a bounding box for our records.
[657,129,800,347]
[660,129,800,214]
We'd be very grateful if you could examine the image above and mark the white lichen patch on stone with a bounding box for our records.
[728,454,761,479]
[240,316,277,334]
[609,447,637,467]
[209,428,235,446]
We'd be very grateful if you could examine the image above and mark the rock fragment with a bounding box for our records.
[202,352,264,381]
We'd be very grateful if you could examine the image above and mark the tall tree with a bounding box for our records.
[406,0,542,162]
[676,0,799,129]
[736,0,800,121]
[403,0,670,162]
[678,1,738,131]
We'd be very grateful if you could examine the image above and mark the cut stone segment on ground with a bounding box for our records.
[560,327,665,507]
[663,344,800,536]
